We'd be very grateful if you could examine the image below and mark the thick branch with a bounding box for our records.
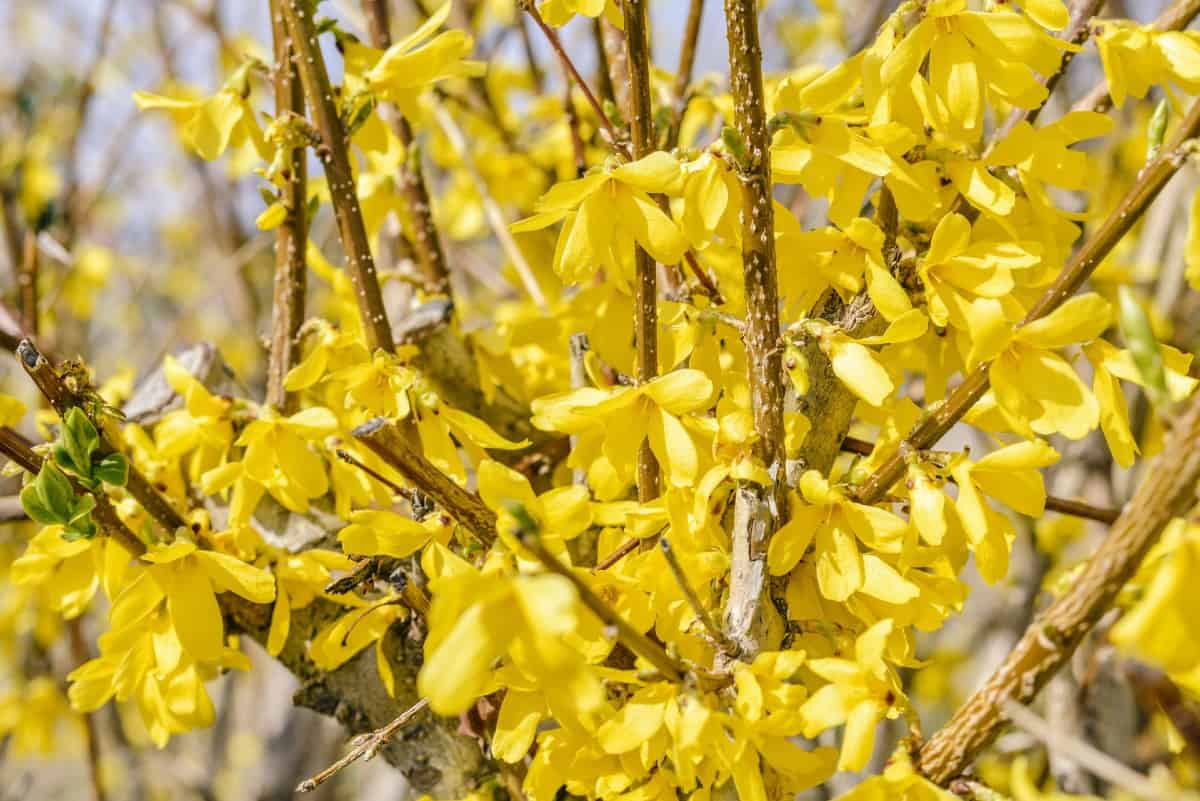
[280,0,395,353]
[721,0,786,660]
[916,389,1200,782]
[266,0,308,413]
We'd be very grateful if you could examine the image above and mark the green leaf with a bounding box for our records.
[1117,286,1168,404]
[34,461,75,520]
[20,482,63,525]
[94,452,129,487]
[60,407,100,478]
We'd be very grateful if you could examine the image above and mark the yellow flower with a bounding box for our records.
[879,0,1074,143]
[1095,25,1200,107]
[512,152,688,289]
[949,439,1059,582]
[533,369,713,489]
[136,539,275,662]
[154,354,234,480]
[768,471,909,602]
[203,406,338,521]
[344,2,486,120]
[800,619,906,771]
[133,66,265,161]
[538,0,622,27]
[981,294,1111,439]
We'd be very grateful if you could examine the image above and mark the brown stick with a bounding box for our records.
[280,0,395,353]
[916,389,1200,784]
[353,418,497,546]
[855,95,1200,506]
[266,0,308,413]
[16,339,186,537]
[361,0,454,298]
[624,0,661,502]
[721,0,788,662]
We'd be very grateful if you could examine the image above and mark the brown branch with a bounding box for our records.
[361,0,454,299]
[594,533,651,571]
[855,95,1200,506]
[591,17,616,105]
[0,427,145,558]
[266,0,308,414]
[624,0,661,502]
[296,697,431,793]
[335,448,416,504]
[666,0,705,149]
[16,339,187,537]
[280,0,395,353]
[916,388,1200,784]
[353,418,497,546]
[1073,0,1200,115]
[721,0,787,660]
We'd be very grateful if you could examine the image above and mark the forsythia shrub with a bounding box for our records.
[2,0,1200,799]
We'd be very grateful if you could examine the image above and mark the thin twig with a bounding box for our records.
[660,537,737,655]
[266,0,308,413]
[916,389,1200,784]
[666,0,705,149]
[280,0,396,352]
[335,448,416,503]
[296,698,431,793]
[838,437,1120,524]
[856,96,1200,507]
[518,0,631,159]
[66,619,108,801]
[17,230,38,337]
[624,0,661,502]
[594,533,653,571]
[1003,700,1175,801]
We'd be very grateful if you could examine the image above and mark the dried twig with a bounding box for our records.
[280,0,395,352]
[916,389,1200,784]
[296,698,431,793]
[666,0,705,149]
